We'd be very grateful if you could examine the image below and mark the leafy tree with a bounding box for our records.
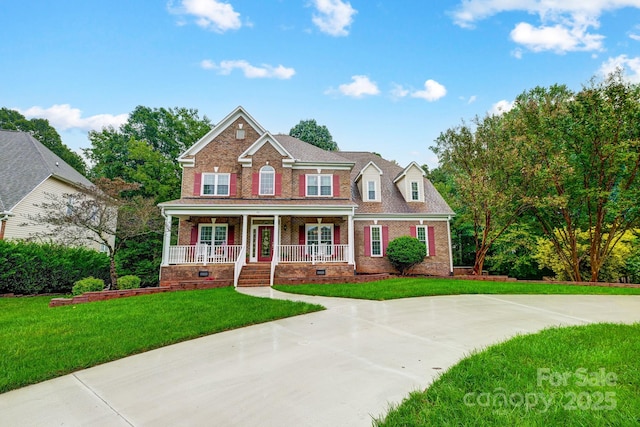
[289,119,338,151]
[534,229,637,282]
[487,222,548,279]
[386,236,427,275]
[25,178,163,288]
[0,108,87,174]
[85,106,212,202]
[433,114,527,275]
[507,70,640,281]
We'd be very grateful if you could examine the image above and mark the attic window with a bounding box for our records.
[236,124,245,140]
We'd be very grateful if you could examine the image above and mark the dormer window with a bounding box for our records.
[236,123,245,139]
[410,181,420,201]
[259,165,275,195]
[366,181,376,201]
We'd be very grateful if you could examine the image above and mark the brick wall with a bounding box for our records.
[354,220,451,276]
[160,264,234,287]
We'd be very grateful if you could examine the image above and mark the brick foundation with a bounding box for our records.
[160,265,234,287]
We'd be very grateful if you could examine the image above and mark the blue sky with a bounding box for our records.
[2,1,640,169]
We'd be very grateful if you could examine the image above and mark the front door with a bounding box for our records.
[257,226,274,262]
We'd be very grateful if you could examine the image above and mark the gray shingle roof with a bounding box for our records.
[338,151,455,216]
[273,134,354,164]
[0,130,93,212]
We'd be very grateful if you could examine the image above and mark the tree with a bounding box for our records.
[25,178,163,288]
[289,119,338,151]
[507,70,640,281]
[433,114,527,275]
[85,106,212,202]
[386,236,427,275]
[0,108,87,174]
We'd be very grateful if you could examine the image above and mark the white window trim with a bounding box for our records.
[366,180,377,201]
[410,181,420,201]
[259,166,275,196]
[198,223,228,246]
[416,225,429,256]
[305,223,334,256]
[370,225,382,257]
[306,174,333,197]
[202,173,230,196]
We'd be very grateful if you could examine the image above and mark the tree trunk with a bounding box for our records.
[109,255,118,290]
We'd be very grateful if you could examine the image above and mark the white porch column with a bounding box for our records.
[241,214,248,266]
[447,216,454,275]
[273,214,280,262]
[161,212,172,266]
[348,212,355,266]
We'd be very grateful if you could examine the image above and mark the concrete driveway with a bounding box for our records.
[2,289,640,427]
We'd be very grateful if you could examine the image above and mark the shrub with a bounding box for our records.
[0,240,110,295]
[386,236,427,275]
[117,275,141,290]
[72,277,105,296]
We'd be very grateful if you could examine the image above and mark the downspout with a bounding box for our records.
[447,215,454,275]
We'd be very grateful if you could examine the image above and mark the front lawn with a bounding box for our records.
[375,323,640,426]
[275,277,640,300]
[0,287,323,394]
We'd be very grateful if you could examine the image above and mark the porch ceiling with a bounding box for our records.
[160,198,356,217]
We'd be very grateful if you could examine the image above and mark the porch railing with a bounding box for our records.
[278,244,349,264]
[167,244,243,265]
[234,245,246,287]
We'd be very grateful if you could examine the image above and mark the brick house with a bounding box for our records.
[158,107,454,286]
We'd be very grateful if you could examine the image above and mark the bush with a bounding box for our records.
[386,236,427,275]
[0,240,110,295]
[72,277,105,296]
[117,275,141,290]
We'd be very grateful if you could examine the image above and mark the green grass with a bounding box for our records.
[0,287,323,394]
[375,323,640,426]
[275,277,640,300]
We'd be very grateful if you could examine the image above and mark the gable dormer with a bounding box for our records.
[393,162,426,202]
[355,161,383,202]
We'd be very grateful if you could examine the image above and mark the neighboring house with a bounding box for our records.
[158,106,455,286]
[0,130,112,251]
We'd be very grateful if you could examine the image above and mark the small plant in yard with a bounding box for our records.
[117,275,141,290]
[72,277,105,296]
[386,236,426,275]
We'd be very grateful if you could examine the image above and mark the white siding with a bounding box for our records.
[3,177,115,251]
[360,165,381,202]
[396,165,425,202]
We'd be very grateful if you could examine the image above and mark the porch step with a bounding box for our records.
[237,263,271,287]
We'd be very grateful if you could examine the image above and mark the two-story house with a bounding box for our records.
[158,107,454,286]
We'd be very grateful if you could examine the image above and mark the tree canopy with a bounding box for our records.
[85,106,212,202]
[289,119,338,151]
[0,108,87,175]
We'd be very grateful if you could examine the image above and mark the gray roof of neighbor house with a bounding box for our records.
[0,130,93,212]
[274,134,354,164]
[337,151,455,216]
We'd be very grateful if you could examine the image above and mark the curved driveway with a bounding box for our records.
[2,290,640,426]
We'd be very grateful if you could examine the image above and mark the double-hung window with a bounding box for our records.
[307,174,332,196]
[202,173,230,196]
[410,181,420,201]
[370,225,382,257]
[366,181,376,201]
[199,224,228,247]
[416,225,428,255]
[259,166,275,195]
[306,224,333,256]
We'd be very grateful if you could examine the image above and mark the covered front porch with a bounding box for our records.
[159,203,357,287]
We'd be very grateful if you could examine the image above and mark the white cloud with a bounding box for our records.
[411,79,447,101]
[390,83,410,99]
[489,99,515,115]
[599,55,640,83]
[311,0,357,37]
[467,95,477,104]
[169,0,241,33]
[451,0,638,53]
[20,104,127,132]
[337,75,380,98]
[510,22,604,53]
[200,59,295,79]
